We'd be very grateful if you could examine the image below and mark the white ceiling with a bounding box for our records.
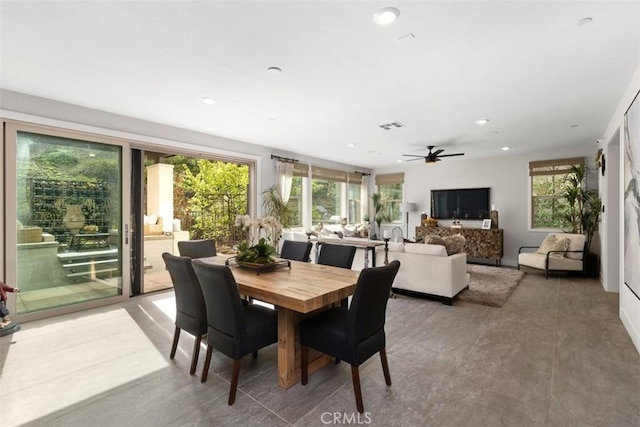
[1,1,639,168]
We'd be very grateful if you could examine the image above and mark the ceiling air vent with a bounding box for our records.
[379,121,405,130]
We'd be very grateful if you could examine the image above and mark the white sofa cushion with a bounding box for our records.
[388,242,405,252]
[405,243,447,257]
[537,234,570,259]
[554,233,586,260]
[518,252,583,271]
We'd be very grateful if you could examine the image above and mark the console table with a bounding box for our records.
[416,226,503,266]
[310,238,385,269]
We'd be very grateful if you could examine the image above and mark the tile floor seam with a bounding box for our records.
[1,328,139,368]
[1,343,174,397]
[240,388,294,426]
[290,379,354,426]
[546,277,561,427]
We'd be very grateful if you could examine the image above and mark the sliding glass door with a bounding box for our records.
[4,123,128,317]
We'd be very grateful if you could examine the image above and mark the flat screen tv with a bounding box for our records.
[430,187,490,220]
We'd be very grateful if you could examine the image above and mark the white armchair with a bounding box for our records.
[517,233,586,279]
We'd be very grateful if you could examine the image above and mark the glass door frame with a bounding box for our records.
[3,120,132,323]
[129,143,260,295]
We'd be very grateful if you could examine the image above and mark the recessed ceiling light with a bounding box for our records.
[578,17,592,26]
[266,66,282,74]
[373,7,400,25]
[475,119,490,125]
[201,97,216,105]
[501,146,511,151]
[397,159,403,163]
[347,143,356,148]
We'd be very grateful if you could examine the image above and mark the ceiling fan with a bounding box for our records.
[402,146,465,165]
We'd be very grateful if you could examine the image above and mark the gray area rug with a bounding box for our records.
[456,264,525,307]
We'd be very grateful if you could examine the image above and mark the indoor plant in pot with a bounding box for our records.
[563,164,602,276]
[370,192,391,240]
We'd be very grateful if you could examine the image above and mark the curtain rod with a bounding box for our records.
[270,154,298,163]
[355,171,371,176]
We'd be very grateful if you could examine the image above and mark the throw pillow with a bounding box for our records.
[442,234,466,255]
[425,235,445,246]
[537,235,570,258]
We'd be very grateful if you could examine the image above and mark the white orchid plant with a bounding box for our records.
[235,215,283,248]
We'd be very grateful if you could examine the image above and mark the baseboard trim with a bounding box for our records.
[620,305,640,355]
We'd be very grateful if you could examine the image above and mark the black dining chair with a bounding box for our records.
[300,260,401,413]
[178,239,217,259]
[317,243,357,308]
[162,253,208,375]
[280,240,313,262]
[317,243,357,269]
[191,260,278,405]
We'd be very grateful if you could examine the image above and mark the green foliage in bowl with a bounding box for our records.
[236,238,277,264]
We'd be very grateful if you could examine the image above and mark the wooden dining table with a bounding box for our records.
[199,255,361,389]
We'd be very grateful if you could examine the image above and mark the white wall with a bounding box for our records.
[601,64,640,354]
[373,144,597,267]
[601,130,620,293]
[0,89,368,216]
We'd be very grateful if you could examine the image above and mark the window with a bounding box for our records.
[288,176,303,227]
[311,167,346,224]
[375,173,404,223]
[530,157,585,229]
[348,182,362,223]
[286,162,309,227]
[347,171,364,224]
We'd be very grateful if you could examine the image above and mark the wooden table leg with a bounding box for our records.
[277,306,333,389]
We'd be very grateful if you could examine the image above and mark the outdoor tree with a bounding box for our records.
[180,159,249,241]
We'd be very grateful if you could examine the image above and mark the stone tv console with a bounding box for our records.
[415,226,503,266]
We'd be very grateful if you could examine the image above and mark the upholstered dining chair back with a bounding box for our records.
[348,260,401,345]
[161,253,207,374]
[280,240,313,262]
[191,262,247,358]
[299,260,401,413]
[317,243,357,269]
[191,260,278,405]
[178,239,217,259]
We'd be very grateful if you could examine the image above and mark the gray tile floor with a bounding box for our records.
[2,272,639,426]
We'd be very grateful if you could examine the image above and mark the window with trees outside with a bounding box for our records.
[530,157,585,229]
[312,167,345,224]
[348,182,362,223]
[375,173,404,223]
[288,176,303,227]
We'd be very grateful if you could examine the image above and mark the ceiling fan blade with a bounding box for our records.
[402,154,426,158]
[432,149,444,156]
[404,157,424,162]
[436,153,465,158]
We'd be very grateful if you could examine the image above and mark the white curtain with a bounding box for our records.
[276,161,294,203]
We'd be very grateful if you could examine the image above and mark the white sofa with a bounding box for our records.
[282,233,469,304]
[372,243,470,305]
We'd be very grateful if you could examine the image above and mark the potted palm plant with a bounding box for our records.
[563,164,602,276]
[262,185,294,230]
[370,192,390,240]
